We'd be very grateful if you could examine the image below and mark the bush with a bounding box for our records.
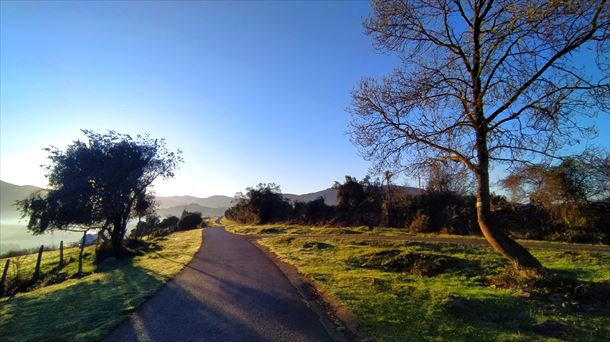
[225,183,292,224]
[408,211,430,233]
[177,211,203,231]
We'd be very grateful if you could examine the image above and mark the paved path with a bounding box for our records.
[249,233,610,254]
[105,227,332,342]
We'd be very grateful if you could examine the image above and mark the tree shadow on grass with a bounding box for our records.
[0,258,165,342]
[443,293,610,341]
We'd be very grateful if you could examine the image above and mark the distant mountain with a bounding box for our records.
[284,188,339,205]
[1,181,42,222]
[283,185,422,206]
[155,195,234,209]
[156,204,227,218]
[1,180,423,221]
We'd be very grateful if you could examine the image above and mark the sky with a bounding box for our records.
[1,1,608,198]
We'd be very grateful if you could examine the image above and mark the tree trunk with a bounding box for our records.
[476,138,542,270]
[111,216,127,257]
[135,215,141,240]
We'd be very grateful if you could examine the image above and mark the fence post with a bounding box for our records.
[1,259,9,297]
[78,231,87,276]
[59,240,64,267]
[34,245,44,281]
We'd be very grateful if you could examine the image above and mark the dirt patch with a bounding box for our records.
[275,237,296,244]
[303,242,335,250]
[259,227,285,234]
[346,250,457,276]
[337,229,360,235]
[488,268,610,310]
[531,320,569,338]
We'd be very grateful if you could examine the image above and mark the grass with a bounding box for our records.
[260,236,610,341]
[0,229,202,342]
[223,219,610,250]
[1,244,98,294]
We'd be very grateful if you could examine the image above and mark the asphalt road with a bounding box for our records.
[105,227,332,342]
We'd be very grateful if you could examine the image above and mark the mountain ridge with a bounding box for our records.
[1,180,423,220]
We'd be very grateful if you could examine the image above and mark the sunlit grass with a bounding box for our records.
[0,229,202,342]
[224,219,609,249]
[260,237,610,341]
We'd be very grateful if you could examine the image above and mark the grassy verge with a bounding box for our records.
[260,236,610,341]
[1,244,98,295]
[223,220,609,250]
[223,219,426,236]
[0,229,202,342]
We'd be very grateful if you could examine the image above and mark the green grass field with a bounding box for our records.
[0,229,202,342]
[260,236,610,341]
[222,218,415,236]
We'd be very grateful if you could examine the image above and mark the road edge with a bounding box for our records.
[248,237,365,342]
[103,228,206,341]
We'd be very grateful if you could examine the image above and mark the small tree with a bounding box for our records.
[18,130,182,258]
[133,192,157,240]
[350,0,609,270]
[225,183,292,224]
[158,215,180,232]
[177,210,203,231]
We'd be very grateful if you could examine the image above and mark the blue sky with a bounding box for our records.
[1,1,608,197]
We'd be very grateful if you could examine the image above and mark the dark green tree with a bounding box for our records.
[225,183,292,224]
[18,130,182,258]
[178,210,203,231]
[133,191,157,240]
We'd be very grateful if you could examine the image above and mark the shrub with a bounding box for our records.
[177,211,203,231]
[408,211,430,233]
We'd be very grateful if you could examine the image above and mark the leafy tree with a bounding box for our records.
[133,192,157,240]
[18,130,182,258]
[334,176,366,225]
[350,0,609,270]
[132,214,161,239]
[225,183,292,224]
[334,176,383,227]
[304,197,335,224]
[158,215,180,230]
[177,210,203,231]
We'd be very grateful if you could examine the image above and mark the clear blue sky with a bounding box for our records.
[1,1,608,197]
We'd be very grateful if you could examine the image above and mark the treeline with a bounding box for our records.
[130,210,206,240]
[225,156,610,244]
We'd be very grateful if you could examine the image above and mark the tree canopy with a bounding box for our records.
[18,130,182,257]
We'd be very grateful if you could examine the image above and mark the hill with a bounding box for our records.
[155,195,234,209]
[0,180,42,222]
[156,204,227,218]
[284,186,422,206]
[1,180,423,220]
[284,188,338,205]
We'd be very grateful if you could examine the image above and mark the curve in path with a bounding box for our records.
[105,227,332,342]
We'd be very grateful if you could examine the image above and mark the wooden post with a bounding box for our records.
[1,259,9,297]
[78,231,87,276]
[34,245,44,281]
[59,240,64,267]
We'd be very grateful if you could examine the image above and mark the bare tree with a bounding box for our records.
[350,0,610,269]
